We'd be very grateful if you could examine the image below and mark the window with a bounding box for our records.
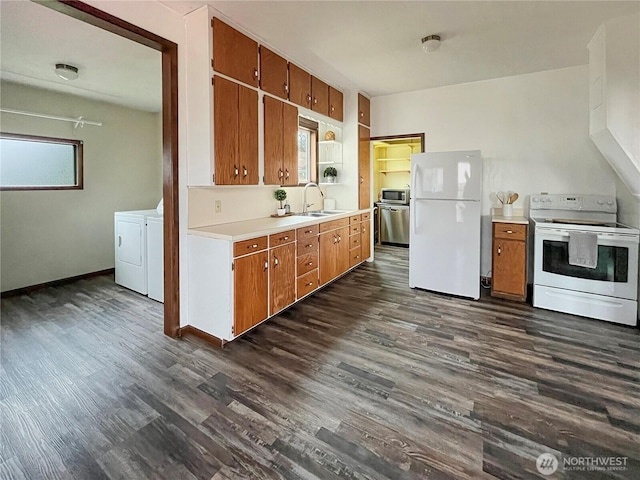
[298,117,318,185]
[0,133,83,190]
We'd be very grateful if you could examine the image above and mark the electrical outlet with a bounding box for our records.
[215,200,222,213]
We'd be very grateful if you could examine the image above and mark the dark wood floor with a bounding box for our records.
[1,246,639,479]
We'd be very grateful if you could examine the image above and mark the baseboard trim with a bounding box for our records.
[1,268,115,298]
[180,325,224,348]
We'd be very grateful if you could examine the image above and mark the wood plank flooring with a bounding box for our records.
[1,245,639,479]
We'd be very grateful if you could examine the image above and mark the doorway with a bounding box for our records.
[39,1,180,337]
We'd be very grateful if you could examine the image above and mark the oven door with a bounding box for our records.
[534,227,638,300]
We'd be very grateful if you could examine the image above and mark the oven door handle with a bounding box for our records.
[536,228,639,244]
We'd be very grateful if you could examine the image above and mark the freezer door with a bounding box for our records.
[409,199,481,299]
[411,150,482,201]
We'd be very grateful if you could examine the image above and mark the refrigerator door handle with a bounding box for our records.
[412,201,417,234]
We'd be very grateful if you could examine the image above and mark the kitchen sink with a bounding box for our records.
[296,210,348,217]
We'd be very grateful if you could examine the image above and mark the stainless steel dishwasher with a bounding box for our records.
[379,204,410,246]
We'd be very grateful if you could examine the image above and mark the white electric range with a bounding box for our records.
[530,194,639,326]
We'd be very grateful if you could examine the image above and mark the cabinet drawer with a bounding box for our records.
[269,229,295,247]
[350,224,360,235]
[349,235,361,249]
[297,236,318,256]
[349,214,362,225]
[349,246,362,267]
[361,212,371,222]
[297,251,318,276]
[297,269,318,298]
[297,224,319,239]
[234,236,268,257]
[319,217,349,233]
[494,223,527,241]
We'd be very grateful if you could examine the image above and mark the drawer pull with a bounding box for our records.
[281,236,289,241]
[305,229,313,234]
[306,244,313,248]
[249,244,258,248]
[307,262,313,266]
[264,261,269,270]
[274,256,279,266]
[253,68,258,79]
[243,166,247,177]
[305,282,313,287]
[497,245,501,256]
[234,165,239,177]
[506,230,513,234]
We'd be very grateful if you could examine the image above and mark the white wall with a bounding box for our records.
[0,81,161,292]
[371,65,617,276]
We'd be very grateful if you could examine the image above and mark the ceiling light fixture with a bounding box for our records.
[55,63,79,81]
[421,34,441,53]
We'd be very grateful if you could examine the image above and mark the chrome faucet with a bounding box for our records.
[302,182,324,213]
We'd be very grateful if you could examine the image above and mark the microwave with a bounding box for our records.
[380,188,410,204]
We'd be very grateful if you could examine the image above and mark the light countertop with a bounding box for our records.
[492,214,529,225]
[189,209,371,241]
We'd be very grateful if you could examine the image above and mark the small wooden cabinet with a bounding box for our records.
[328,86,343,122]
[212,18,258,87]
[311,76,329,117]
[270,241,296,315]
[233,246,269,337]
[358,125,371,209]
[260,46,288,100]
[358,93,370,127]
[288,63,311,109]
[213,76,258,185]
[491,222,527,301]
[319,225,350,285]
[263,96,299,185]
[361,213,371,260]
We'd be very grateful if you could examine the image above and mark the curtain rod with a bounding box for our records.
[0,108,102,128]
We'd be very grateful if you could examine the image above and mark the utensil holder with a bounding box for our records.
[502,204,513,217]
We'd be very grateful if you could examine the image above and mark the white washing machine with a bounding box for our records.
[146,216,164,302]
[114,207,163,300]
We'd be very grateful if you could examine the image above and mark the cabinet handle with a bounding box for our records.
[360,111,364,118]
[285,169,290,178]
[307,262,313,266]
[274,256,279,266]
[313,97,318,105]
[234,165,239,177]
[118,235,122,247]
[305,230,313,234]
[284,83,289,93]
[355,255,360,259]
[253,69,258,79]
[305,282,313,287]
[278,168,284,178]
[360,176,364,184]
[497,245,502,256]
[331,105,335,112]
[264,261,269,271]
[338,235,342,242]
[249,244,258,249]
[306,244,313,248]
[281,236,289,241]
[243,166,248,177]
[306,94,312,103]
[333,235,338,244]
[362,227,366,233]
[506,230,513,234]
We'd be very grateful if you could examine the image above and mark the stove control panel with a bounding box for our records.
[530,194,616,213]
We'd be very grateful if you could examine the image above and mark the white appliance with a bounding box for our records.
[114,207,164,302]
[146,216,164,302]
[530,194,639,325]
[409,150,483,299]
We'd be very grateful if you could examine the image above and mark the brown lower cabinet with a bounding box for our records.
[319,226,350,285]
[233,250,269,336]
[270,242,296,315]
[491,222,527,301]
[358,125,371,209]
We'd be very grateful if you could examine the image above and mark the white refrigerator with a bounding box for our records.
[409,150,482,300]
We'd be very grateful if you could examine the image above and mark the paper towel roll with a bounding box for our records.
[323,198,336,210]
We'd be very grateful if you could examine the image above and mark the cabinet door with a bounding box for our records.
[319,231,338,285]
[358,125,371,209]
[270,243,296,315]
[289,63,311,109]
[234,252,269,336]
[214,76,240,185]
[328,87,343,122]
[311,76,329,117]
[282,101,299,186]
[336,226,350,276]
[358,93,370,126]
[492,238,526,297]
[212,18,258,87]
[260,46,288,100]
[238,83,258,185]
[361,220,371,260]
[263,95,284,185]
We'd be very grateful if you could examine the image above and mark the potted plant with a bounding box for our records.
[323,166,338,183]
[274,188,287,216]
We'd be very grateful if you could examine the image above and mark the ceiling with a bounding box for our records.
[0,0,162,112]
[0,1,637,113]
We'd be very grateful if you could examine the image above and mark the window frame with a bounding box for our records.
[298,117,318,186]
[0,132,84,191]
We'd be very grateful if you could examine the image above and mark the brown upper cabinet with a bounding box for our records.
[328,87,343,122]
[260,46,288,100]
[311,77,329,117]
[212,18,259,87]
[263,96,299,186]
[288,63,311,109]
[214,76,259,185]
[358,93,370,127]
